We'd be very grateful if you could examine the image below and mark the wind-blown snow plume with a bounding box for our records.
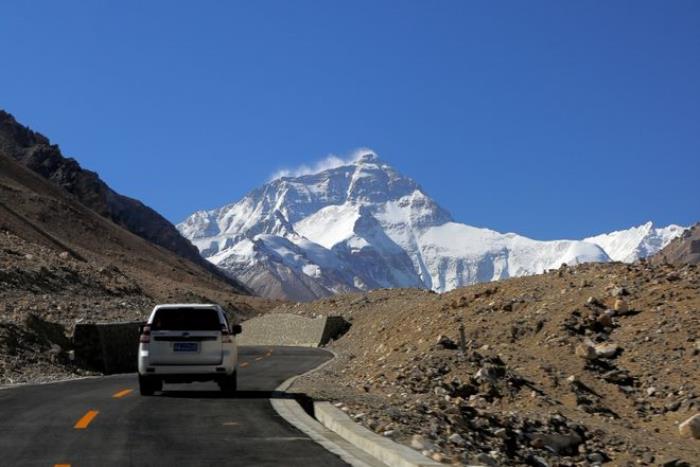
[269,148,376,180]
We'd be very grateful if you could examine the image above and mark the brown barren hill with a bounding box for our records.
[0,109,246,292]
[282,261,700,466]
[0,120,279,384]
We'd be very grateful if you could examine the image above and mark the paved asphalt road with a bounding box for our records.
[0,346,350,467]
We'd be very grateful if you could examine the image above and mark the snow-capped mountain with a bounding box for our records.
[178,152,684,301]
[584,222,686,263]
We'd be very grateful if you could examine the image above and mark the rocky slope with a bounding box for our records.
[0,148,276,385]
[179,151,683,301]
[0,109,246,292]
[282,261,699,466]
[652,223,700,266]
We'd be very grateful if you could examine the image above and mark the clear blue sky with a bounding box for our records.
[2,1,698,239]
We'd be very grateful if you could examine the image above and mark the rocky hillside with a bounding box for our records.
[0,109,246,292]
[652,223,700,266]
[283,261,699,466]
[0,149,277,385]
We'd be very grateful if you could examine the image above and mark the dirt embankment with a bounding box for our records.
[0,110,284,385]
[0,229,278,384]
[0,136,285,385]
[283,261,699,466]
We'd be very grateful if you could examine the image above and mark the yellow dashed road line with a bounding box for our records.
[74,410,99,429]
[112,389,133,399]
[240,362,249,368]
[54,464,71,467]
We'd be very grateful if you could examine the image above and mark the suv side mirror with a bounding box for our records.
[231,324,242,335]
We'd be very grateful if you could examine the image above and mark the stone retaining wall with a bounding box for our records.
[71,314,349,373]
[237,314,350,347]
[73,321,142,374]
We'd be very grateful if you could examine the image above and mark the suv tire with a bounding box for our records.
[139,374,162,396]
[218,371,237,394]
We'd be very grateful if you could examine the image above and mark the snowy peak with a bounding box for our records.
[178,150,686,301]
[356,151,379,164]
[584,222,686,262]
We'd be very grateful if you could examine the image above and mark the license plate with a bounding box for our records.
[173,342,199,352]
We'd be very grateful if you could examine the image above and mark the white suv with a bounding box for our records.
[137,304,241,396]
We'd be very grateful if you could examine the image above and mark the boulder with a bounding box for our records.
[678,414,700,439]
[594,343,621,359]
[575,342,597,360]
[410,434,434,450]
[435,334,458,350]
[448,432,466,445]
[529,432,583,455]
[596,313,613,327]
[614,299,629,313]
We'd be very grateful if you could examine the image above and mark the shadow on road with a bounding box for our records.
[159,390,287,399]
[157,390,317,415]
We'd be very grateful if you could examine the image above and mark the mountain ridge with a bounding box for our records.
[0,109,248,294]
[179,151,685,301]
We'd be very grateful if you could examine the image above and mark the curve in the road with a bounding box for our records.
[0,346,350,467]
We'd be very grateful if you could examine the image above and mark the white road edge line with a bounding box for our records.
[271,348,388,467]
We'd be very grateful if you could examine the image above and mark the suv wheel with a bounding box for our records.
[218,371,237,394]
[139,374,161,396]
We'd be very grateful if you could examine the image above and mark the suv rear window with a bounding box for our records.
[151,308,221,331]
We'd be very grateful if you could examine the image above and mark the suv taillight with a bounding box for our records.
[140,324,151,343]
[221,325,232,343]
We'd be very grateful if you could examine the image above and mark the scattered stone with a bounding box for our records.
[473,453,498,466]
[658,458,691,467]
[410,434,433,450]
[614,299,629,313]
[529,456,549,467]
[596,313,613,327]
[475,365,501,383]
[529,432,583,455]
[575,342,597,360]
[678,413,700,439]
[587,296,603,307]
[448,432,466,445]
[665,401,681,412]
[435,334,458,350]
[665,272,681,282]
[594,342,621,359]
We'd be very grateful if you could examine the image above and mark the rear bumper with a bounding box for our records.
[138,347,237,376]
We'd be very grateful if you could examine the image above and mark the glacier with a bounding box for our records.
[584,222,686,263]
[178,151,685,301]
